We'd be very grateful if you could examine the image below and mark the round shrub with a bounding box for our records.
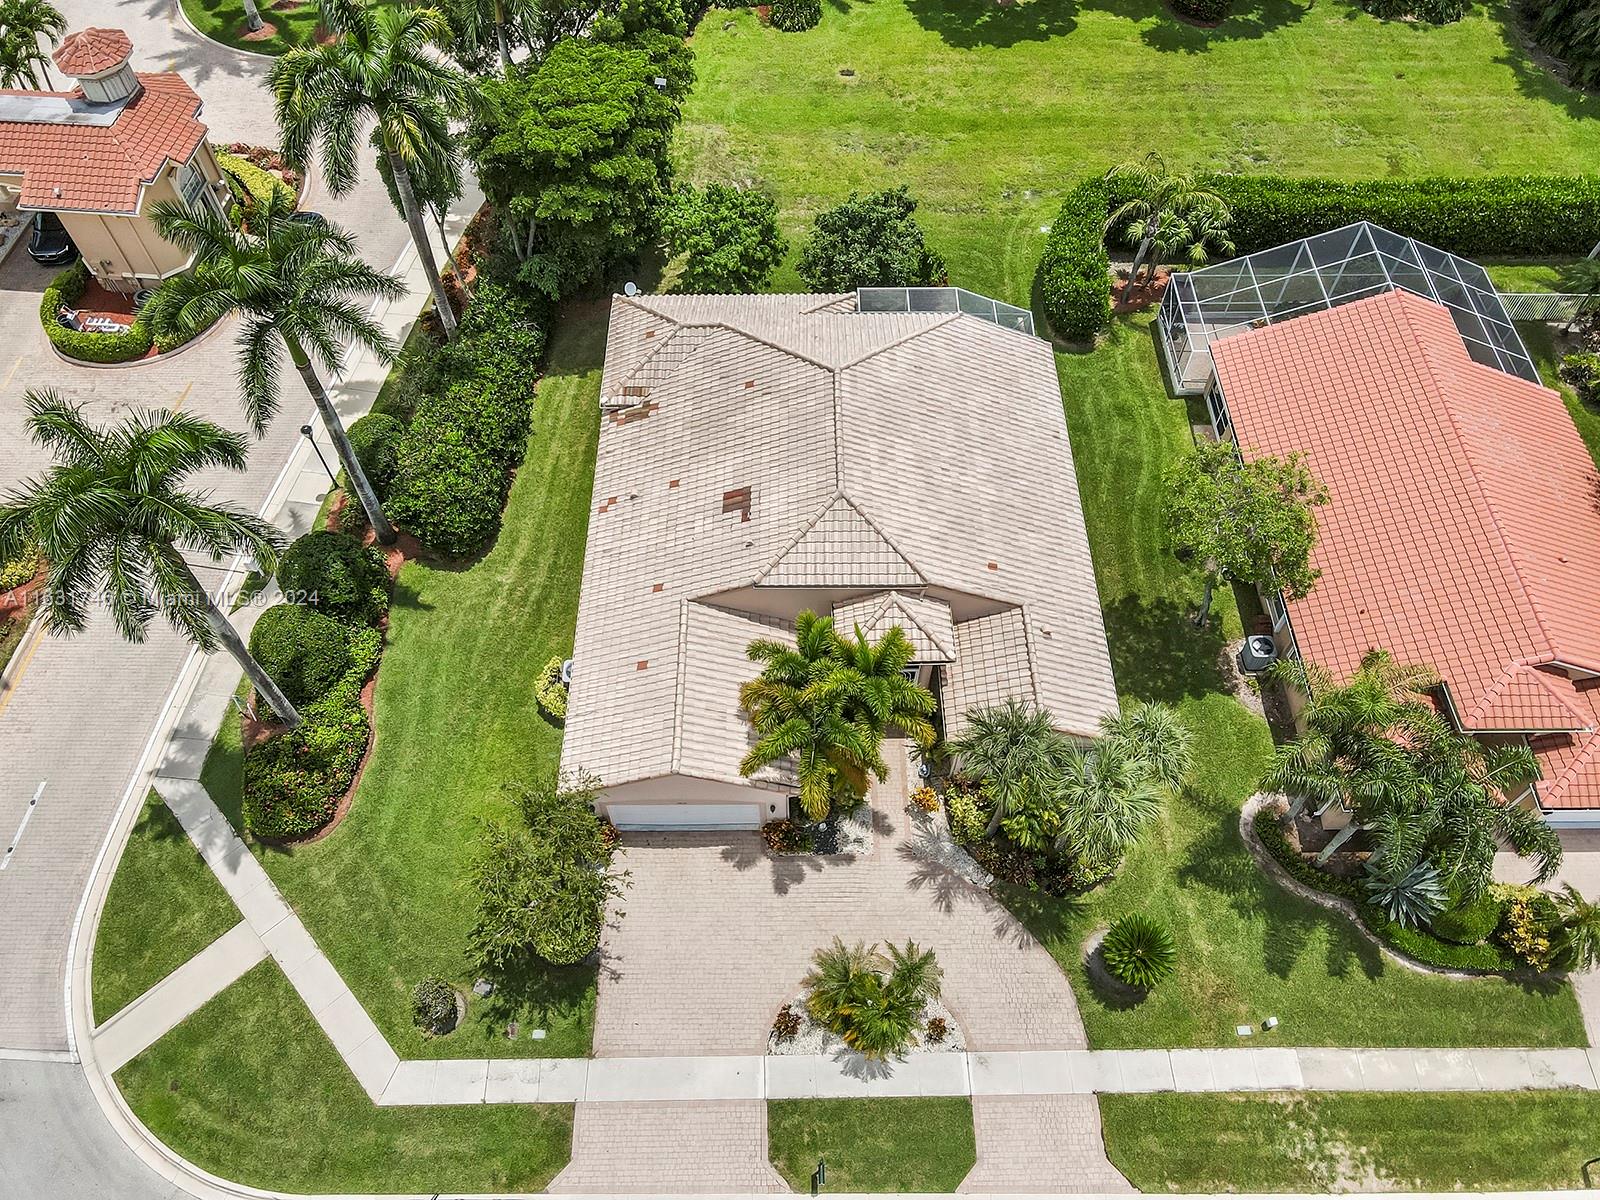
[412,976,459,1036]
[1430,884,1502,946]
[535,655,568,721]
[769,0,820,30]
[1101,914,1177,990]
[797,186,945,292]
[344,413,405,499]
[276,531,390,623]
[248,603,353,709]
[1171,0,1231,19]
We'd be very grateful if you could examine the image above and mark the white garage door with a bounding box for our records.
[608,803,762,831]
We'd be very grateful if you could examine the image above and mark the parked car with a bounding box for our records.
[289,210,329,231]
[27,212,78,266]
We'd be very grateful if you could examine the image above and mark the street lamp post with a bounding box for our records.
[300,424,338,488]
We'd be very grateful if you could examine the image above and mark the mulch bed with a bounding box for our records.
[1110,267,1171,314]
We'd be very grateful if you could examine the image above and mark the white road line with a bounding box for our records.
[1,781,46,871]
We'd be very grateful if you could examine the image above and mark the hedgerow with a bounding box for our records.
[1038,177,1112,342]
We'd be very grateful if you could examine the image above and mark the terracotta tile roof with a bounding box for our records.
[1212,288,1600,809]
[0,73,206,213]
[560,293,1118,794]
[52,28,132,76]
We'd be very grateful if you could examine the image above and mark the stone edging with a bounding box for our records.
[1239,794,1540,983]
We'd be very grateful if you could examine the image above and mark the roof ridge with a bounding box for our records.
[669,598,690,774]
[834,312,962,371]
[885,592,955,659]
[623,295,840,374]
[835,493,930,585]
[1392,288,1565,665]
[1464,660,1591,730]
[1539,726,1600,804]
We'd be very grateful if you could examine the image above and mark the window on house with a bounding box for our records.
[178,160,225,220]
[1206,380,1233,442]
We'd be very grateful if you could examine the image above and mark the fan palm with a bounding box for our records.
[1099,700,1194,792]
[270,0,468,338]
[0,393,301,726]
[950,699,1067,836]
[146,190,405,545]
[1104,153,1232,304]
[1055,737,1167,867]
[0,0,64,89]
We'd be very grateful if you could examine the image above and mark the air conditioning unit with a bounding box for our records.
[1237,635,1278,675]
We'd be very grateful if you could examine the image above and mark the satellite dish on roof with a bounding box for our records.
[623,281,640,297]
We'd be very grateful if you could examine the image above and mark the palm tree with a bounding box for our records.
[1055,737,1167,868]
[835,623,937,750]
[950,699,1066,837]
[441,0,536,72]
[0,0,65,89]
[1552,884,1600,973]
[1559,257,1600,334]
[1104,153,1232,305]
[0,392,302,726]
[271,0,467,339]
[1099,700,1194,792]
[146,190,405,545]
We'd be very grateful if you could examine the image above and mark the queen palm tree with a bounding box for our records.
[1104,153,1232,305]
[950,698,1067,837]
[270,0,467,339]
[0,0,65,89]
[146,190,404,545]
[0,392,301,726]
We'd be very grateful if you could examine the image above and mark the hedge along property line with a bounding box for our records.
[1039,173,1600,343]
[1244,796,1532,977]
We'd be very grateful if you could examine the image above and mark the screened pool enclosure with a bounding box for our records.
[857,286,1036,337]
[1157,222,1539,393]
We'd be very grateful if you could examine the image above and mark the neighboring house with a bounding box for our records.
[1188,278,1600,828]
[560,289,1118,831]
[0,28,229,290]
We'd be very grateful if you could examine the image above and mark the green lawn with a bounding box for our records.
[91,791,240,1025]
[682,0,1600,301]
[200,311,604,1059]
[767,1098,977,1192]
[995,315,1587,1049]
[1101,1092,1600,1191]
[116,959,573,1193]
[179,0,324,55]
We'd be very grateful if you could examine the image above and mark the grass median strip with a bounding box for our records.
[767,1097,977,1192]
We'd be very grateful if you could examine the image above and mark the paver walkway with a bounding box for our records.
[552,1101,787,1194]
[960,1096,1135,1194]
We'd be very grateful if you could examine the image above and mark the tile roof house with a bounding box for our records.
[559,291,1119,830]
[0,29,230,288]
[1206,285,1600,826]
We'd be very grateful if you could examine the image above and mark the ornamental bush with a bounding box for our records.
[797,186,946,292]
[248,604,353,710]
[1100,914,1177,990]
[39,261,154,365]
[535,655,568,720]
[1039,178,1112,342]
[276,530,391,624]
[769,0,821,30]
[412,976,458,1035]
[0,542,39,592]
[1429,883,1503,946]
[216,150,296,221]
[344,413,406,499]
[1560,353,1600,406]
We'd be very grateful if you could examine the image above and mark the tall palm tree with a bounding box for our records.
[1104,153,1232,304]
[835,623,937,749]
[950,699,1067,837]
[0,0,65,89]
[441,0,533,72]
[1055,737,1167,867]
[270,0,467,339]
[146,190,405,545]
[0,392,301,726]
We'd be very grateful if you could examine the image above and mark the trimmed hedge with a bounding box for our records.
[248,603,353,710]
[1039,177,1112,342]
[1431,886,1502,946]
[276,530,390,624]
[535,656,568,721]
[215,149,296,219]
[344,413,406,499]
[242,625,379,840]
[40,261,153,364]
[1252,811,1523,974]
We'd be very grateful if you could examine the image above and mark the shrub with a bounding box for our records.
[1525,0,1600,91]
[535,655,568,721]
[804,938,942,1060]
[1498,885,1561,972]
[412,976,458,1035]
[763,818,814,854]
[797,186,946,292]
[276,531,390,624]
[1429,883,1502,946]
[945,787,988,845]
[1100,914,1177,990]
[0,542,39,592]
[1364,859,1448,929]
[771,1004,802,1043]
[1039,178,1112,342]
[216,149,296,221]
[344,413,405,499]
[909,785,939,813]
[1560,352,1600,406]
[924,1015,949,1044]
[248,603,354,713]
[1411,0,1463,20]
[662,183,788,292]
[242,667,374,840]
[40,261,154,364]
[1171,0,1230,19]
[769,0,821,30]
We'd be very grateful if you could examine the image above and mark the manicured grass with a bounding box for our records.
[682,0,1600,301]
[116,959,573,1193]
[179,0,324,55]
[1485,260,1582,293]
[201,311,604,1059]
[767,1098,976,1192]
[1101,1092,1600,1191]
[995,314,1587,1049]
[91,791,240,1025]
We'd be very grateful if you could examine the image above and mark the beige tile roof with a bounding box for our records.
[560,293,1118,795]
[943,608,1039,738]
[832,591,957,663]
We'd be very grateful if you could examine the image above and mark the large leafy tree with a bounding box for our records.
[739,612,934,820]
[270,0,467,339]
[1166,437,1328,627]
[662,183,787,294]
[0,0,63,89]
[1104,153,1234,303]
[147,191,405,544]
[797,186,945,293]
[0,393,301,726]
[466,19,691,299]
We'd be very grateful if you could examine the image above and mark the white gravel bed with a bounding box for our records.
[767,990,966,1056]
